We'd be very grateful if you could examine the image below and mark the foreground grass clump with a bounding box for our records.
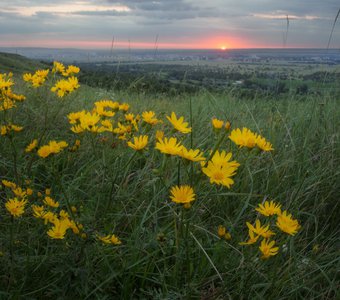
[0,62,339,299]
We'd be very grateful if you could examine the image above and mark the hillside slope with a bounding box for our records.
[0,52,48,73]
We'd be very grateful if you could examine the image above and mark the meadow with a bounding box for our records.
[0,55,339,299]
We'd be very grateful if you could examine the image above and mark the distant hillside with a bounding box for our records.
[0,52,48,73]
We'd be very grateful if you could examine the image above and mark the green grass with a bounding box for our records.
[0,63,339,299]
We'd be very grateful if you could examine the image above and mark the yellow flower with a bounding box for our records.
[94,100,118,117]
[2,180,17,189]
[12,187,27,199]
[1,124,23,136]
[37,140,68,158]
[5,198,27,217]
[43,196,59,208]
[51,76,80,98]
[255,135,274,151]
[212,118,224,129]
[119,103,130,112]
[246,219,275,238]
[52,61,65,74]
[276,211,301,236]
[229,128,258,149]
[67,111,86,124]
[127,135,148,151]
[259,239,279,259]
[25,139,38,153]
[217,225,226,237]
[98,234,122,245]
[201,151,239,188]
[32,205,46,218]
[142,111,161,125]
[239,229,260,245]
[166,112,191,134]
[155,130,164,141]
[113,122,131,135]
[155,137,182,156]
[256,200,281,216]
[99,120,114,133]
[62,65,80,77]
[47,218,70,239]
[169,185,195,207]
[69,139,81,152]
[225,121,231,131]
[42,211,57,224]
[125,113,135,122]
[178,146,205,162]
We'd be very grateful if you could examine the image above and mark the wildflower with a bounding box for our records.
[47,218,70,239]
[94,100,118,117]
[68,111,86,124]
[42,211,57,224]
[255,135,274,152]
[276,211,301,236]
[239,229,259,245]
[25,139,38,153]
[246,219,275,238]
[52,61,65,74]
[62,65,80,77]
[5,198,27,217]
[256,200,281,217]
[178,147,205,162]
[217,225,232,240]
[169,185,195,208]
[2,180,17,189]
[1,124,23,136]
[155,137,182,156]
[229,127,258,149]
[26,188,33,196]
[259,239,279,259]
[166,112,191,134]
[71,206,77,213]
[119,103,130,112]
[37,140,68,158]
[23,69,49,87]
[12,187,27,199]
[51,76,80,97]
[113,122,131,135]
[43,196,59,208]
[32,205,46,218]
[155,130,164,140]
[127,135,148,151]
[212,118,224,129]
[69,139,81,152]
[125,113,135,122]
[98,234,122,245]
[225,121,231,131]
[201,150,239,188]
[142,111,161,125]
[99,120,114,133]
[218,225,226,237]
[59,210,69,219]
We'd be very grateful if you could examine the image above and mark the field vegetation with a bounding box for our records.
[0,53,339,299]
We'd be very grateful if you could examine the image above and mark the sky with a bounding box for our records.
[0,0,339,49]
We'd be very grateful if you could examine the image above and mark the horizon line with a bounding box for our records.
[1,46,338,51]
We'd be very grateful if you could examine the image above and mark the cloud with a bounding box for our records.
[0,0,339,48]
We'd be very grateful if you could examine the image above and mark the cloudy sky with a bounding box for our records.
[0,0,339,49]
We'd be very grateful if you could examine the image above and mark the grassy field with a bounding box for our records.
[0,55,339,299]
